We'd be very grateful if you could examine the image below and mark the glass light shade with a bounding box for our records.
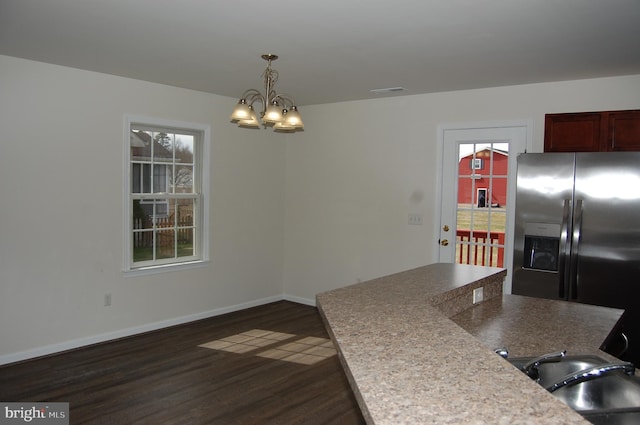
[263,101,284,124]
[273,121,295,132]
[238,107,260,128]
[283,106,304,129]
[238,120,260,129]
[230,99,251,121]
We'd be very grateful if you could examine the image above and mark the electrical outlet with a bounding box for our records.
[104,293,112,307]
[472,287,484,304]
[408,213,423,225]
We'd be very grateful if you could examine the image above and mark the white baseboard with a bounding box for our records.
[0,295,292,366]
[283,293,316,306]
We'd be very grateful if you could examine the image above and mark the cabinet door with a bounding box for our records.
[608,110,640,151]
[544,113,603,152]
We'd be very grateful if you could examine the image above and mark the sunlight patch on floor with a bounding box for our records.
[198,329,296,353]
[198,330,336,364]
[257,336,337,365]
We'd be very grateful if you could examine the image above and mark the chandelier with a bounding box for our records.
[230,54,304,132]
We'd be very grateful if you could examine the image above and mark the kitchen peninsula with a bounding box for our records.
[316,263,623,425]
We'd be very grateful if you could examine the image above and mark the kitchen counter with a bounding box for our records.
[451,294,622,359]
[316,263,623,425]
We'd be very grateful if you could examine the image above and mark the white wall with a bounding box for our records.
[2,54,639,364]
[283,75,640,300]
[0,55,286,363]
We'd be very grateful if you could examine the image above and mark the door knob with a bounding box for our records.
[440,239,449,246]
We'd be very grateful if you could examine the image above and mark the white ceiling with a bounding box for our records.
[1,0,640,106]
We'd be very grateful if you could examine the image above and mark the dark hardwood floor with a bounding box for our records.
[0,301,365,425]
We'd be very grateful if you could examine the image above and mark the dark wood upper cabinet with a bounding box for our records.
[544,110,640,152]
[608,111,640,151]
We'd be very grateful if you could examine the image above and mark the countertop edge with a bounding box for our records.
[316,263,609,425]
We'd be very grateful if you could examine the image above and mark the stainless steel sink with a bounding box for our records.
[582,409,640,425]
[508,354,640,424]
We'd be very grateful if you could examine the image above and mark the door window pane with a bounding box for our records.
[455,142,508,267]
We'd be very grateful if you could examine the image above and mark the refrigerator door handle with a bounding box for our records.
[558,199,572,298]
[569,199,584,300]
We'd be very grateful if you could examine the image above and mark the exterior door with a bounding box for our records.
[437,122,530,292]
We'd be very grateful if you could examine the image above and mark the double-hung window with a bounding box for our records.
[124,117,209,272]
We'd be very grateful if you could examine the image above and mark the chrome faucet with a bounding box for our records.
[546,362,636,393]
[522,350,567,379]
[494,347,509,359]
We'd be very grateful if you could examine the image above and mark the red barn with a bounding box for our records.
[457,148,508,207]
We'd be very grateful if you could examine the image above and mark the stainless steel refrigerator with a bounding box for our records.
[512,152,640,362]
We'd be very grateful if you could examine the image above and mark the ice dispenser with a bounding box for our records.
[522,223,561,272]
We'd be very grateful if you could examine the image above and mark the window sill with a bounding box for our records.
[123,259,209,277]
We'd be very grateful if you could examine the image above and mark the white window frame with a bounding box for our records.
[123,115,210,275]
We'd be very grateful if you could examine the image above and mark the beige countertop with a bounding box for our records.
[451,294,622,360]
[316,263,623,425]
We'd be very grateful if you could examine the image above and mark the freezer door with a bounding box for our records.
[571,152,640,309]
[512,153,575,300]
